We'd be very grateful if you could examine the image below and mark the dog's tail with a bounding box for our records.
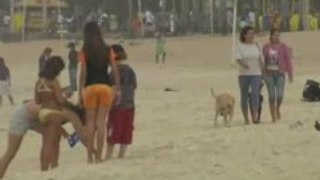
[210,88,216,98]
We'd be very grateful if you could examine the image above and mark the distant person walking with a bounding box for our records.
[39,47,52,73]
[226,9,234,34]
[263,29,293,123]
[235,26,264,124]
[0,57,14,106]
[248,10,256,28]
[67,42,78,91]
[155,32,167,64]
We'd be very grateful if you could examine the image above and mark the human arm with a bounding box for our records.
[285,45,294,83]
[6,67,11,86]
[258,44,265,75]
[130,68,137,89]
[235,43,249,69]
[34,82,41,104]
[51,79,65,105]
[236,59,250,69]
[110,49,121,103]
[78,51,86,106]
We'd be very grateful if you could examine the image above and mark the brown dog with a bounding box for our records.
[210,88,235,127]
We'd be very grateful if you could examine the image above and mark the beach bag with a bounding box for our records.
[303,80,320,102]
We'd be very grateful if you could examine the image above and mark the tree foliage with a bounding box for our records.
[66,0,109,13]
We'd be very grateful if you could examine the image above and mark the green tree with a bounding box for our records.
[66,0,105,13]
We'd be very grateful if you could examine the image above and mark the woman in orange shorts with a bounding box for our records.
[79,21,121,163]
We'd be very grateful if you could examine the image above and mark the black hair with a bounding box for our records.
[0,57,4,64]
[111,44,125,54]
[111,44,127,60]
[39,56,65,80]
[82,21,107,66]
[43,47,52,55]
[270,28,279,36]
[240,26,254,43]
[67,42,76,49]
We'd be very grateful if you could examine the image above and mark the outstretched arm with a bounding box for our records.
[110,49,121,103]
[78,52,87,106]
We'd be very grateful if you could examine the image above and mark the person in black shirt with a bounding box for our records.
[0,57,14,106]
[78,22,121,163]
[67,42,78,91]
[39,47,52,73]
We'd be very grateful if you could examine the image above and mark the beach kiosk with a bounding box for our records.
[13,0,67,32]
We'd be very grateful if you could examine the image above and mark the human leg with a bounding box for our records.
[95,106,108,163]
[250,76,263,124]
[8,95,14,106]
[0,95,3,107]
[0,134,23,179]
[40,118,61,171]
[265,75,277,122]
[118,145,128,159]
[239,76,251,124]
[85,109,96,164]
[275,75,286,120]
[105,143,115,160]
[69,68,78,91]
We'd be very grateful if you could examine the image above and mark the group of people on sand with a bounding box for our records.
[236,25,294,124]
[0,21,137,179]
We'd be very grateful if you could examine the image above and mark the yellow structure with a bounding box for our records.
[289,13,300,31]
[13,0,67,31]
[310,14,319,31]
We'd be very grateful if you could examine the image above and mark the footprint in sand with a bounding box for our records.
[212,164,225,175]
[262,161,285,174]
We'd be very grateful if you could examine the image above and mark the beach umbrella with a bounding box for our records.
[231,0,238,63]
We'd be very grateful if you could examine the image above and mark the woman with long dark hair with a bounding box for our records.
[79,21,121,163]
[263,29,293,123]
[235,26,264,124]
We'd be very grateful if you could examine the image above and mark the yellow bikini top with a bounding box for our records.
[36,79,53,93]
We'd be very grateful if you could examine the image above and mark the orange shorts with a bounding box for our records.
[83,84,114,109]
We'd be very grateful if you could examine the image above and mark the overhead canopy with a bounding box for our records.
[15,0,67,8]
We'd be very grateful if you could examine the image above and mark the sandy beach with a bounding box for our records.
[1,31,320,180]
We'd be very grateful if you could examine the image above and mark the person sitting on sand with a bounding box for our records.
[0,57,14,106]
[79,21,121,163]
[35,56,87,171]
[106,44,137,159]
[0,92,86,179]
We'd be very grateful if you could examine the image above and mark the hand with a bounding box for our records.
[115,90,122,106]
[78,96,83,107]
[242,63,250,70]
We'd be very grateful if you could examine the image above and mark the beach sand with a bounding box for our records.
[1,31,320,180]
